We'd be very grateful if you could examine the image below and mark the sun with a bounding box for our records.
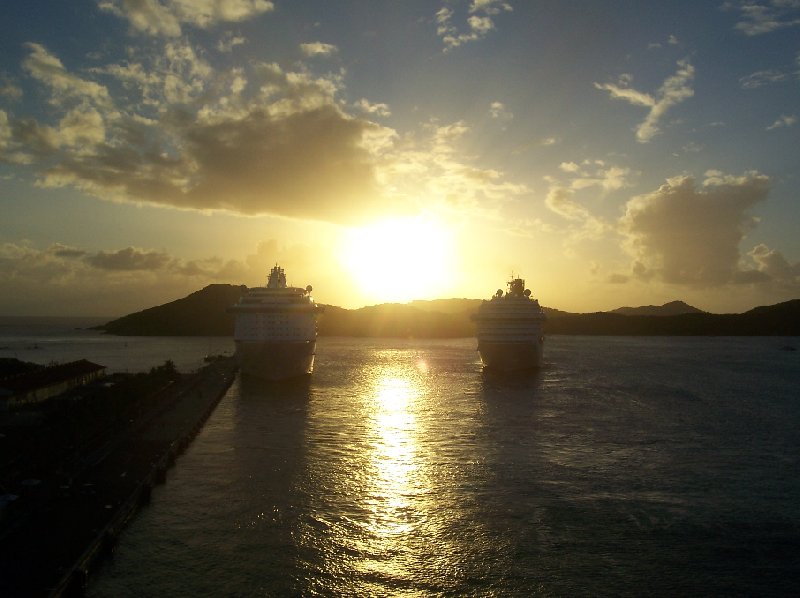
[341,216,455,304]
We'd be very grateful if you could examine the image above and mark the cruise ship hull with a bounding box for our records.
[235,340,316,381]
[477,339,543,371]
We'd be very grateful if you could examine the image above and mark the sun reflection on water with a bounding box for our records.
[367,375,421,537]
[296,349,492,595]
[344,360,439,590]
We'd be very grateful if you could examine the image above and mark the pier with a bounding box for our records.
[0,357,238,597]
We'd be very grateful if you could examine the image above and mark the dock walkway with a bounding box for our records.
[0,357,238,597]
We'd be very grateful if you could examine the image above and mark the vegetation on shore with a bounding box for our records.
[94,285,800,337]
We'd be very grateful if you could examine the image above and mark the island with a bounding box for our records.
[94,284,800,337]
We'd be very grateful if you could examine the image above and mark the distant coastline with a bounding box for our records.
[81,284,800,338]
[0,315,112,328]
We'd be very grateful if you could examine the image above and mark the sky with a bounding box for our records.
[1,0,799,316]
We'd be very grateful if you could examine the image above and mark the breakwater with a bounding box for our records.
[0,357,238,598]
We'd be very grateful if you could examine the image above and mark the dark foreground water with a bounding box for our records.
[77,336,800,597]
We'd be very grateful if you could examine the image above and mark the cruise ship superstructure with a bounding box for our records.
[227,265,322,380]
[473,277,546,371]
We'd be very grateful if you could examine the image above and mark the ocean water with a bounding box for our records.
[68,335,800,597]
[0,316,234,373]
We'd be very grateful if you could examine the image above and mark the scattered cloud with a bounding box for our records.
[724,0,800,36]
[91,39,215,107]
[562,160,634,192]
[595,60,694,142]
[0,241,205,285]
[379,119,529,217]
[620,171,771,285]
[5,40,535,226]
[97,0,275,37]
[766,113,797,130]
[0,110,12,152]
[0,243,82,295]
[545,185,592,222]
[51,244,87,258]
[0,77,22,101]
[217,32,246,53]
[354,98,391,117]
[1,109,37,165]
[41,104,383,222]
[22,43,112,108]
[97,0,181,37]
[435,0,513,51]
[647,34,680,50]
[4,44,391,223]
[299,42,338,58]
[0,238,347,315]
[489,101,513,125]
[739,69,787,89]
[681,141,703,153]
[85,247,173,271]
[0,242,172,316]
[55,106,107,148]
[607,273,629,284]
[748,243,800,286]
[542,159,633,244]
[543,183,608,243]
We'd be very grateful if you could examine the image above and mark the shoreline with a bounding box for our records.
[0,357,238,598]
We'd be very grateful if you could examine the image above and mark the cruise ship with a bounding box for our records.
[227,265,323,380]
[473,277,546,371]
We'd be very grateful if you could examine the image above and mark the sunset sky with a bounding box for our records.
[1,1,798,316]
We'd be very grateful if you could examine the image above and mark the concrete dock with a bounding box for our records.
[0,357,238,598]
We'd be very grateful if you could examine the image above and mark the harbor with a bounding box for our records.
[86,335,800,596]
[2,326,800,595]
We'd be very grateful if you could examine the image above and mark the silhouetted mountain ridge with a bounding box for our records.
[97,284,246,335]
[610,300,705,316]
[545,299,800,336]
[97,287,800,337]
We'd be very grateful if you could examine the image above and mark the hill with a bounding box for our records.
[409,298,482,314]
[610,300,705,316]
[545,299,800,336]
[319,303,474,337]
[96,286,800,337]
[409,298,570,318]
[97,284,245,335]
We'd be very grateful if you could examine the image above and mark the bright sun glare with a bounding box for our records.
[341,216,454,304]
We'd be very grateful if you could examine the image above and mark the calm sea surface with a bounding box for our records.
[0,316,234,373]
[4,322,800,595]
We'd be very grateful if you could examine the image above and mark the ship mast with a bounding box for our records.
[267,265,287,289]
